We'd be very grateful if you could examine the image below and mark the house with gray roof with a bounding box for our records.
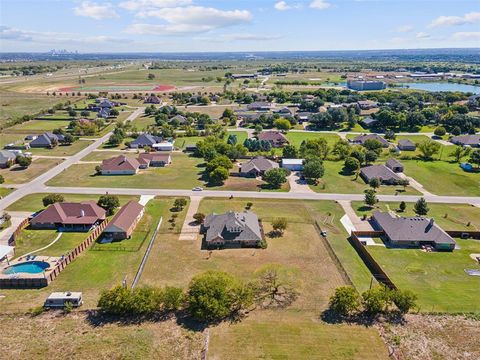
[351,134,390,147]
[247,102,273,111]
[360,117,378,128]
[202,211,264,248]
[0,150,16,168]
[385,158,404,173]
[397,139,416,151]
[360,164,402,185]
[239,156,278,177]
[29,133,65,148]
[371,211,456,251]
[168,114,189,125]
[129,133,163,149]
[450,134,480,148]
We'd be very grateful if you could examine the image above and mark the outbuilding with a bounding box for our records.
[281,159,304,171]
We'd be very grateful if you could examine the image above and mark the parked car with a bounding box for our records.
[192,187,203,192]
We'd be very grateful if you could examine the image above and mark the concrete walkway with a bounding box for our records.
[24,232,63,256]
[0,211,31,246]
[179,196,203,240]
[337,200,373,231]
[287,172,314,193]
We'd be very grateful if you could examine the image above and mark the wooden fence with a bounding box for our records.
[446,230,480,240]
[8,218,30,246]
[350,231,397,290]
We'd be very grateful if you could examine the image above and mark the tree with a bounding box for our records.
[97,195,120,216]
[365,150,378,164]
[303,160,324,184]
[434,126,446,137]
[63,133,74,145]
[0,175,4,184]
[147,73,155,80]
[110,108,119,116]
[282,145,299,159]
[274,118,291,131]
[42,194,64,207]
[193,212,206,224]
[206,155,233,173]
[209,166,229,185]
[68,109,77,117]
[413,197,429,216]
[328,286,360,316]
[369,177,381,191]
[173,198,187,211]
[399,201,406,212]
[417,139,441,160]
[449,145,471,163]
[271,218,288,235]
[262,168,287,189]
[161,286,185,311]
[343,157,360,175]
[361,286,390,315]
[187,270,252,322]
[253,264,299,309]
[332,140,351,160]
[16,155,32,168]
[108,133,123,146]
[391,289,417,314]
[364,189,377,207]
[469,149,480,168]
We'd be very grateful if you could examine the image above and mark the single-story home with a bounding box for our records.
[202,211,263,248]
[371,211,456,251]
[281,158,304,171]
[296,112,313,123]
[0,150,16,168]
[247,102,273,111]
[138,152,172,167]
[450,134,480,148]
[385,158,404,173]
[129,134,163,149]
[274,107,293,116]
[101,155,140,175]
[97,108,111,119]
[397,139,416,151]
[257,131,289,148]
[239,156,278,177]
[184,144,197,152]
[144,95,161,104]
[360,117,378,128]
[168,115,189,125]
[360,165,402,185]
[30,201,106,231]
[351,134,390,148]
[102,201,144,240]
[357,100,378,110]
[29,133,65,148]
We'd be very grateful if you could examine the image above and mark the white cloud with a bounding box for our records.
[127,6,252,35]
[451,31,480,41]
[274,1,301,11]
[73,1,118,20]
[119,0,192,11]
[415,32,431,39]
[396,25,413,33]
[197,33,284,43]
[309,0,331,10]
[429,11,480,28]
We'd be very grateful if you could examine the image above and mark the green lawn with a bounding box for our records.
[175,136,205,149]
[0,187,14,198]
[0,158,62,184]
[29,140,93,156]
[286,131,341,147]
[81,150,132,161]
[47,153,205,189]
[227,130,248,144]
[6,193,139,212]
[308,161,421,195]
[14,229,87,257]
[368,239,480,313]
[351,201,480,231]
[5,119,72,133]
[131,115,155,130]
[402,160,480,196]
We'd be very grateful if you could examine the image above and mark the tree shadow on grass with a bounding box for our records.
[320,308,407,327]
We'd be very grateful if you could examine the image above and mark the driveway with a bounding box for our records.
[0,211,31,246]
[287,172,314,193]
[179,196,203,240]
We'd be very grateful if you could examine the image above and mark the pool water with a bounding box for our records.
[3,261,50,275]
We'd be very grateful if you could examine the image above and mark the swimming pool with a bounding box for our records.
[3,261,50,275]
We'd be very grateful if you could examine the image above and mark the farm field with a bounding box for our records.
[368,239,480,313]
[0,158,62,184]
[0,198,168,312]
[140,197,386,359]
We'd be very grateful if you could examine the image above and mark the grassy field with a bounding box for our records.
[0,198,168,312]
[402,159,480,196]
[0,158,62,184]
[0,187,14,198]
[308,161,421,195]
[368,239,480,313]
[80,150,132,161]
[14,230,87,257]
[227,130,248,144]
[286,131,341,147]
[6,193,139,212]
[351,201,480,231]
[5,119,72,133]
[28,140,94,156]
[139,197,386,359]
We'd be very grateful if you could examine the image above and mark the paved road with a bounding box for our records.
[0,107,145,211]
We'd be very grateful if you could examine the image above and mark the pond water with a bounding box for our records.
[399,82,480,94]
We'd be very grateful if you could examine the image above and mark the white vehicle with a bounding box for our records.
[192,187,203,192]
[44,292,83,308]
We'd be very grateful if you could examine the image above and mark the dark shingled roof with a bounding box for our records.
[372,211,456,246]
[352,134,390,147]
[450,134,480,147]
[240,156,278,174]
[104,201,144,233]
[204,211,262,243]
[360,165,402,183]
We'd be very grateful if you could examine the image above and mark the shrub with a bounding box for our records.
[329,286,360,316]
[42,194,65,207]
[97,195,120,216]
[392,289,417,313]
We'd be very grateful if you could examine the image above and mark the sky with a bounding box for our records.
[0,0,479,52]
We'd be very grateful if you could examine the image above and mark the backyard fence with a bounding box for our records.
[8,218,30,246]
[350,231,397,290]
[445,230,480,240]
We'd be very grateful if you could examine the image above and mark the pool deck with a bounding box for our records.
[0,256,60,280]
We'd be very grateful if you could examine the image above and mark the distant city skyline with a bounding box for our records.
[0,0,479,52]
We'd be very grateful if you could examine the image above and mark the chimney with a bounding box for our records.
[80,209,85,217]
[426,218,434,232]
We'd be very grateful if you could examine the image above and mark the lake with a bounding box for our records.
[399,82,480,94]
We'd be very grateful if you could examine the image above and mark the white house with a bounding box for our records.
[281,159,304,171]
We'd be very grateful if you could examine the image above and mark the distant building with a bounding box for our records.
[450,134,480,148]
[360,117,378,128]
[144,95,161,104]
[397,139,416,151]
[257,131,289,148]
[29,132,65,148]
[138,152,171,167]
[371,211,456,251]
[168,115,189,125]
[281,159,304,171]
[152,141,174,152]
[202,211,263,248]
[129,134,163,149]
[360,165,402,185]
[102,201,144,240]
[351,134,390,147]
[385,158,404,173]
[357,100,378,110]
[231,74,257,79]
[101,155,140,175]
[247,102,273,111]
[239,156,278,177]
[347,80,386,91]
[0,150,16,168]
